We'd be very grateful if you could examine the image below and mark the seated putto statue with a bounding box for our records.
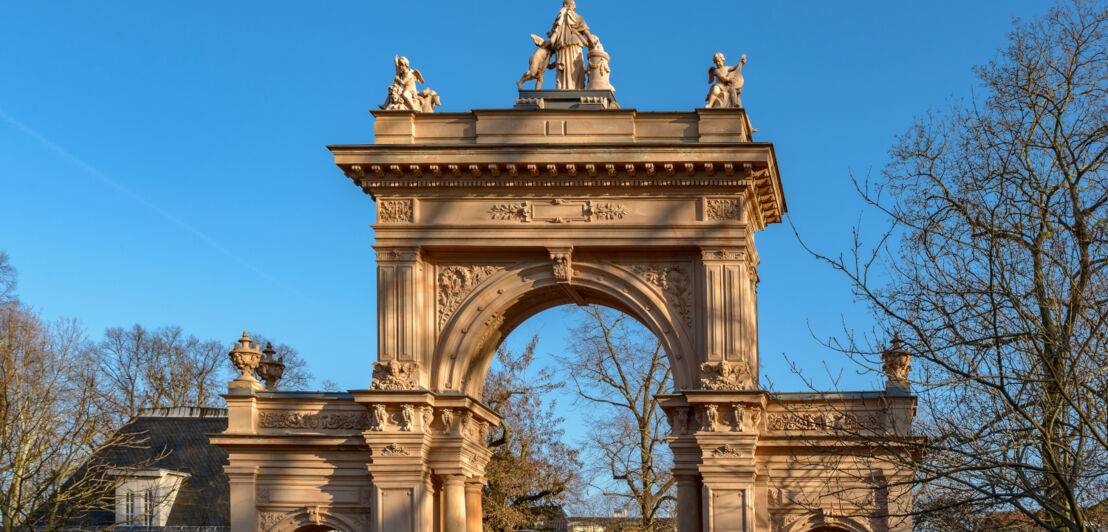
[380,56,441,112]
[705,52,746,108]
[519,0,613,91]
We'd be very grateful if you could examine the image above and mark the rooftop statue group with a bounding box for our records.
[379,1,747,112]
[517,0,613,92]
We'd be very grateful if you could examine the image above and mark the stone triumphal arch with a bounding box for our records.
[211,4,916,531]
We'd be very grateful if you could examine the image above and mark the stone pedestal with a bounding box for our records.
[351,390,499,532]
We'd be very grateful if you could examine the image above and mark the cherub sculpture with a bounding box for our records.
[705,52,746,108]
[380,56,441,112]
[518,34,555,90]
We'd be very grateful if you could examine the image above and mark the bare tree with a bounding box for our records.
[561,306,674,530]
[246,333,314,391]
[0,251,15,304]
[0,302,153,531]
[98,325,228,423]
[482,336,583,531]
[801,1,1108,530]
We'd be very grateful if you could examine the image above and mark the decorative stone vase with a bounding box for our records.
[228,331,262,385]
[256,342,286,389]
[881,337,912,384]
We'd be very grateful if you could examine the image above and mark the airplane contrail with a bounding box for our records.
[0,107,309,302]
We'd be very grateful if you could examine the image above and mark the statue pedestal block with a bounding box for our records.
[515,89,618,110]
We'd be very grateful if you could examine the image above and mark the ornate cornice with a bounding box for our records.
[331,143,785,224]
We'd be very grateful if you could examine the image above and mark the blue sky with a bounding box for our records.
[0,0,1050,397]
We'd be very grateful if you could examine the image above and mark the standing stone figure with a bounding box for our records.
[547,0,592,89]
[380,56,441,112]
[705,52,747,108]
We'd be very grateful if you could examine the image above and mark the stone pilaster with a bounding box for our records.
[375,247,428,386]
[225,465,258,532]
[698,248,759,389]
[661,390,767,532]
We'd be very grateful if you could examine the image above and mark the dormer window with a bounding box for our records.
[109,468,189,527]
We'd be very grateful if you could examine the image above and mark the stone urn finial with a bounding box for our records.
[882,335,912,393]
[228,331,265,391]
[256,342,286,390]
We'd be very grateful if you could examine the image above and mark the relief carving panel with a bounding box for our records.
[378,199,414,223]
[706,198,741,221]
[629,263,693,330]
[437,265,505,330]
[256,411,369,430]
[487,199,629,223]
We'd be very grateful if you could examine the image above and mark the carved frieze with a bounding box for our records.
[712,444,743,458]
[701,248,746,262]
[437,265,505,330]
[379,443,411,457]
[590,202,630,220]
[257,410,369,430]
[378,199,413,223]
[489,202,528,221]
[706,198,741,221]
[371,360,419,390]
[700,360,753,391]
[630,263,693,329]
[766,410,881,432]
[486,199,630,223]
[376,247,421,262]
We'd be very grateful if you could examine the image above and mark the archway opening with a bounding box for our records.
[478,300,676,532]
[433,257,697,397]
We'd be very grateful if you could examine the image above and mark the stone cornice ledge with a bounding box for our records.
[330,143,786,224]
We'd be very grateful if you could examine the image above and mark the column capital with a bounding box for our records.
[442,474,467,486]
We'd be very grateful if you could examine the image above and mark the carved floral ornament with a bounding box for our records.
[377,199,413,223]
[629,263,693,330]
[765,410,883,432]
[488,199,630,223]
[437,265,505,330]
[379,443,410,457]
[257,410,369,430]
[706,198,742,221]
[258,506,358,532]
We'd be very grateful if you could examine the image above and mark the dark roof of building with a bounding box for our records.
[80,407,230,528]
